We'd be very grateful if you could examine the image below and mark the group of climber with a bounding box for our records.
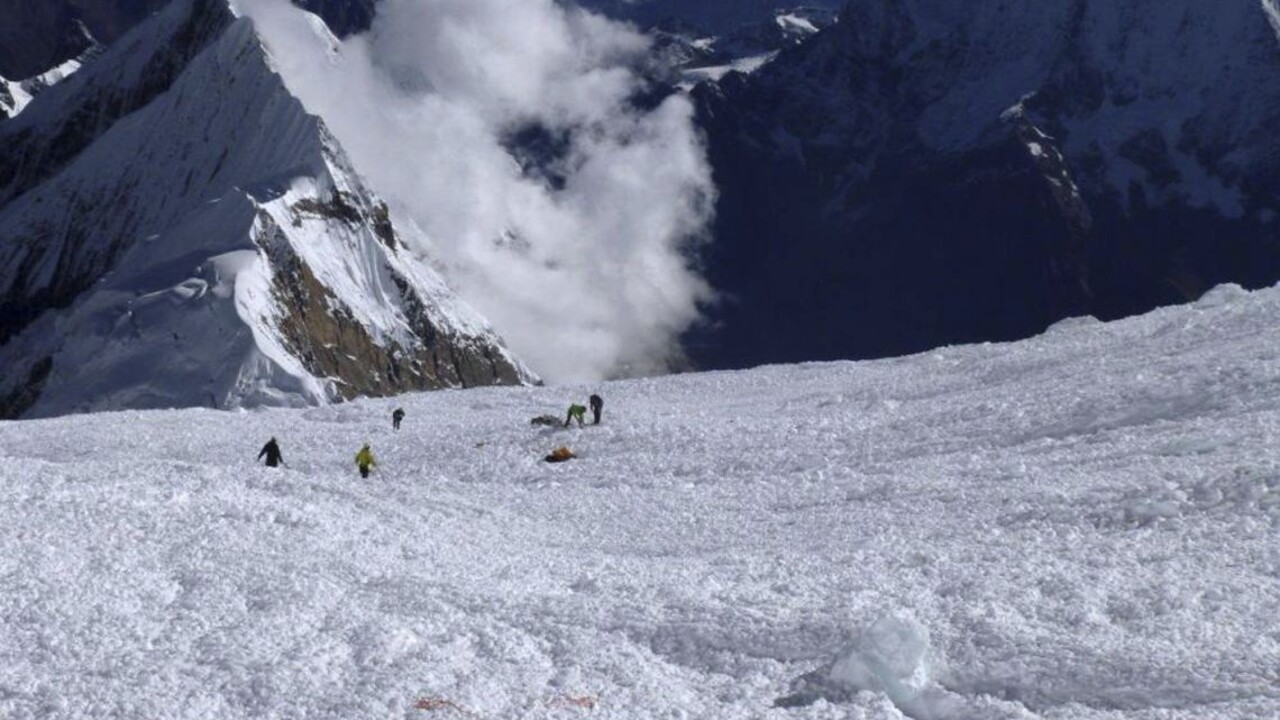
[255,393,605,475]
[566,394,603,427]
[543,394,604,463]
[257,436,379,477]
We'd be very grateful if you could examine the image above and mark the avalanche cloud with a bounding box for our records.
[240,0,717,384]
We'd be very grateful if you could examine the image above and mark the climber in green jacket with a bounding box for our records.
[355,444,377,478]
[565,403,587,428]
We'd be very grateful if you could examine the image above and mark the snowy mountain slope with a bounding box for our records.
[1,283,1279,718]
[0,0,532,418]
[690,0,1280,370]
[0,77,33,122]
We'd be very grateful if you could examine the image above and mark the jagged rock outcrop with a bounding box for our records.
[0,0,531,418]
[689,0,1280,368]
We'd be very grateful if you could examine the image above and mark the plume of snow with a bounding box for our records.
[237,0,716,383]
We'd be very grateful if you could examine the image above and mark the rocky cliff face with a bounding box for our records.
[690,0,1280,368]
[0,0,531,418]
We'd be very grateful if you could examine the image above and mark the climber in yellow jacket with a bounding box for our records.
[355,444,377,478]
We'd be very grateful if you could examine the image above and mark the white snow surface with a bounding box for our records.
[2,283,1280,718]
[681,52,779,87]
[777,13,820,35]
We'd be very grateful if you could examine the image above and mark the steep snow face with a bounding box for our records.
[0,76,31,120]
[690,0,1280,370]
[1,283,1279,718]
[0,0,532,418]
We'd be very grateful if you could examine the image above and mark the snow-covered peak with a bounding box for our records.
[0,0,532,418]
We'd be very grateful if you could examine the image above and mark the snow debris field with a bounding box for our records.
[3,284,1280,719]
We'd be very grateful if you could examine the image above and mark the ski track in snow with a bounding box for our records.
[2,285,1280,719]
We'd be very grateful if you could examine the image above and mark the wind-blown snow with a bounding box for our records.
[2,283,1279,718]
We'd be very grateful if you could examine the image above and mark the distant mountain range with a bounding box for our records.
[688,0,1280,368]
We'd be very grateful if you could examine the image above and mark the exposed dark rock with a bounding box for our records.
[0,357,53,419]
[1117,130,1182,188]
[292,193,363,226]
[370,202,396,250]
[261,213,523,397]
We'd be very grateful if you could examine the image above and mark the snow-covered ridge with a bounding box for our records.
[1,282,1278,717]
[0,49,95,121]
[647,6,838,87]
[0,0,532,418]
